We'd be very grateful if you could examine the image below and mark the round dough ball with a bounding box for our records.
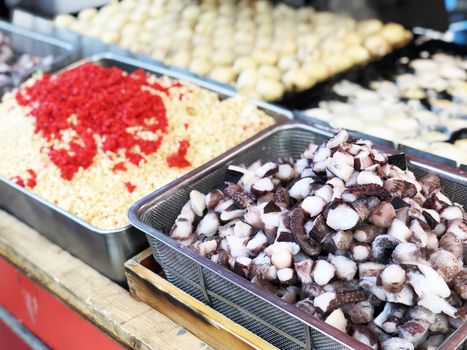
[237,8,253,21]
[346,45,371,64]
[195,22,213,35]
[192,35,211,47]
[256,78,285,101]
[55,14,75,28]
[101,32,119,44]
[99,1,119,16]
[90,12,109,26]
[235,44,255,57]
[211,51,234,66]
[153,36,173,51]
[364,35,391,57]
[168,52,191,68]
[282,68,314,91]
[257,24,273,36]
[255,1,273,15]
[149,4,164,18]
[258,65,281,80]
[130,9,148,24]
[356,19,383,37]
[215,16,235,28]
[296,23,313,35]
[135,3,150,13]
[236,68,258,89]
[235,30,256,44]
[175,27,193,42]
[212,39,234,51]
[273,40,297,55]
[78,8,97,22]
[314,12,337,26]
[297,6,315,20]
[192,46,212,59]
[138,31,154,45]
[106,13,128,31]
[233,57,257,74]
[255,36,272,49]
[429,142,467,164]
[158,23,177,36]
[253,49,278,65]
[382,23,411,47]
[122,23,143,38]
[219,3,235,16]
[70,21,88,34]
[454,139,467,151]
[144,19,160,31]
[213,25,235,38]
[321,39,346,54]
[198,10,217,24]
[189,58,212,75]
[120,0,138,10]
[342,31,362,46]
[278,55,300,71]
[209,67,236,84]
[182,5,201,22]
[88,27,102,38]
[302,61,329,82]
[324,54,353,74]
[235,20,256,35]
[420,131,449,142]
[151,48,167,61]
[128,42,145,53]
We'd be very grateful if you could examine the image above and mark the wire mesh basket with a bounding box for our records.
[129,122,467,350]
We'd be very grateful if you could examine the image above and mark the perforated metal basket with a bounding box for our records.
[129,121,467,350]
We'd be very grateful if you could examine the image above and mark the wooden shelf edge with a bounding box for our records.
[125,248,277,350]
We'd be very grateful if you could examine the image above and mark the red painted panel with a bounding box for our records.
[0,257,123,350]
[0,317,31,350]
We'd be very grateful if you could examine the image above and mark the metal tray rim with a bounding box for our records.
[0,19,75,62]
[129,121,467,350]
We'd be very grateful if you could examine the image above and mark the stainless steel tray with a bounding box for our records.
[0,20,74,93]
[0,52,292,283]
[128,121,467,349]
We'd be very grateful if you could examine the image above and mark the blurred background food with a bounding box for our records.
[51,0,412,101]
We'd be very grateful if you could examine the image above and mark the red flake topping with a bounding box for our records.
[10,176,25,187]
[124,182,136,193]
[183,123,189,130]
[26,169,37,189]
[166,140,191,168]
[16,63,170,181]
[112,162,127,172]
[10,169,37,188]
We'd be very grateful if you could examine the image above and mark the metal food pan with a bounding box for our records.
[0,53,291,283]
[128,121,466,349]
[0,20,74,92]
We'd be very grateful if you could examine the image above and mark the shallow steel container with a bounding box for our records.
[0,53,291,283]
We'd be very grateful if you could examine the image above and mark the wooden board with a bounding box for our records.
[125,248,277,350]
[0,210,207,350]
